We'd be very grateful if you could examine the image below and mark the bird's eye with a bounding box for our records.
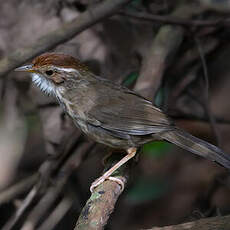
[45,70,53,76]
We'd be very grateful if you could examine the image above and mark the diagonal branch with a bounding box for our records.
[147,214,230,230]
[134,5,204,101]
[0,173,38,205]
[75,153,130,230]
[0,0,132,78]
[20,141,95,230]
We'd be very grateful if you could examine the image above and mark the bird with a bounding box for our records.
[15,52,230,192]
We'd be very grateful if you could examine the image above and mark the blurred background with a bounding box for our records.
[1,0,230,229]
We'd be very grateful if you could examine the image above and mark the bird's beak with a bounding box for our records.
[15,64,35,72]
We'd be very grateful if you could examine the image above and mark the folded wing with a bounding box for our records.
[86,81,173,138]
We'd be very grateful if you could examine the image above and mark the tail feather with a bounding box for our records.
[160,128,230,170]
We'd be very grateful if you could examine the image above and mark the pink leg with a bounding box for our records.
[90,147,137,192]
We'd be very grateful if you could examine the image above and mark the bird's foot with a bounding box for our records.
[90,147,137,193]
[90,175,125,193]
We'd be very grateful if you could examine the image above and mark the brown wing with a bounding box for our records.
[86,80,173,137]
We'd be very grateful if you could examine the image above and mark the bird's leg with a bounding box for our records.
[90,147,137,192]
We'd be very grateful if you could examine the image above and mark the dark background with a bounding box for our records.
[1,0,230,229]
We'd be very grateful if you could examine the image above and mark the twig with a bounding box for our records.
[0,173,38,205]
[146,214,230,230]
[2,185,39,230]
[0,0,132,78]
[2,129,82,230]
[75,154,129,230]
[38,195,73,230]
[120,11,230,27]
[171,38,218,77]
[169,65,201,106]
[20,141,95,230]
[195,37,221,146]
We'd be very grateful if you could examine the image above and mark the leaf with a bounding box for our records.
[154,87,165,108]
[130,0,143,8]
[126,178,168,204]
[26,113,41,132]
[122,72,139,87]
[142,141,172,158]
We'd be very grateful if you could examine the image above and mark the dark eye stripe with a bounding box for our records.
[46,70,53,76]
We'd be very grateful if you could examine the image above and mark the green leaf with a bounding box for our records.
[26,113,41,132]
[154,87,165,108]
[122,72,139,87]
[126,178,168,204]
[142,141,172,158]
[130,0,143,8]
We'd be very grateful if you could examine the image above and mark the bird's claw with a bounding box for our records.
[90,176,125,193]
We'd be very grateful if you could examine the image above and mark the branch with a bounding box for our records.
[194,37,221,146]
[2,131,82,230]
[75,154,129,230]
[20,141,95,230]
[0,173,38,205]
[147,214,230,230]
[133,6,198,100]
[75,181,124,230]
[171,38,218,77]
[38,195,73,230]
[0,0,132,78]
[3,185,39,230]
[120,11,230,27]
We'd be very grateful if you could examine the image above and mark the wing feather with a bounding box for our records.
[86,81,173,137]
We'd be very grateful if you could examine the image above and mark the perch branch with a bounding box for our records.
[0,0,132,78]
[75,154,130,230]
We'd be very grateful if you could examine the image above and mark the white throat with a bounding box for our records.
[31,73,68,109]
[31,71,77,119]
[32,73,56,96]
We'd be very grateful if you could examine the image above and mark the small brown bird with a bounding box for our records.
[15,53,230,192]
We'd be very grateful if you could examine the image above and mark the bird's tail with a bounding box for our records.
[160,128,230,170]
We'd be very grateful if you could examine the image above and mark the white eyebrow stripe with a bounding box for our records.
[54,67,80,73]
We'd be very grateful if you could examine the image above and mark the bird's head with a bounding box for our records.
[15,53,89,95]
